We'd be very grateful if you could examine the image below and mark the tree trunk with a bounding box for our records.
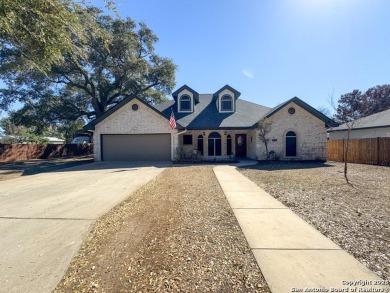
[344,129,351,185]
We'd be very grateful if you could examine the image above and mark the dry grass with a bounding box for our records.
[239,161,390,279]
[54,166,269,292]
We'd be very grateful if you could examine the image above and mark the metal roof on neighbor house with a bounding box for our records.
[328,108,390,132]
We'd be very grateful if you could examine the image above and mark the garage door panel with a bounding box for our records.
[102,134,171,161]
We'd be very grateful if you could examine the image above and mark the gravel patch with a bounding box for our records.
[54,166,269,292]
[239,161,390,280]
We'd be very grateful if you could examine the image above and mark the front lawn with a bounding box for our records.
[239,161,390,280]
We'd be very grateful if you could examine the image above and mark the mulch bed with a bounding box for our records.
[239,161,390,280]
[54,166,269,292]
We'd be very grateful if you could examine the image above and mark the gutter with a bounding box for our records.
[173,128,187,136]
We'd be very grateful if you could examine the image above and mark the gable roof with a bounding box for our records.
[154,94,270,129]
[265,97,337,127]
[172,85,200,103]
[83,88,336,132]
[212,85,241,101]
[328,108,390,132]
[83,95,181,131]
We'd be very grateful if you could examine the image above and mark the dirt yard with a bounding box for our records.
[0,156,93,181]
[54,166,269,293]
[239,161,390,280]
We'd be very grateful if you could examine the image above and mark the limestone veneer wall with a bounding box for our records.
[254,102,328,160]
[93,99,178,161]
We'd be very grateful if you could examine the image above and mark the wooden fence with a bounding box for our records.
[327,138,390,166]
[0,144,93,162]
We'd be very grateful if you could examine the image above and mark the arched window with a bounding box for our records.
[227,134,232,156]
[221,95,233,111]
[197,135,204,155]
[208,132,221,156]
[179,95,192,112]
[286,131,297,157]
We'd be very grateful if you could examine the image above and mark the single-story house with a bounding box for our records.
[328,108,390,140]
[84,85,335,161]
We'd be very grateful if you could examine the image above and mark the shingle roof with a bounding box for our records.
[154,94,270,129]
[82,88,336,132]
[83,95,182,131]
[328,108,390,132]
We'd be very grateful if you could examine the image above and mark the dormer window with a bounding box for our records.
[179,94,192,112]
[221,95,233,112]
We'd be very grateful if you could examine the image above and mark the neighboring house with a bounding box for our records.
[44,137,65,144]
[328,108,390,140]
[84,85,335,161]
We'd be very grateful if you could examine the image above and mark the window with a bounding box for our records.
[179,94,192,112]
[227,134,232,156]
[208,132,222,156]
[221,95,233,111]
[183,134,193,145]
[197,135,204,155]
[288,107,296,114]
[286,131,297,156]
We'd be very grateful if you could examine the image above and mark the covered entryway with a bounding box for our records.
[101,134,171,161]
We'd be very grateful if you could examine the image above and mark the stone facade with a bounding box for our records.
[92,98,328,162]
[253,102,327,160]
[93,99,178,161]
[177,129,256,160]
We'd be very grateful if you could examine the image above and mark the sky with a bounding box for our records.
[88,0,390,112]
[2,0,390,120]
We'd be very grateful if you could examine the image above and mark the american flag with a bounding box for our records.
[169,109,176,129]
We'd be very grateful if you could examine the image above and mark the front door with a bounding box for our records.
[235,134,247,157]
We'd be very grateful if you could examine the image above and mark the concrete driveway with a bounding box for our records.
[0,161,169,293]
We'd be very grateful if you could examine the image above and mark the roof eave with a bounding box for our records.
[83,95,180,131]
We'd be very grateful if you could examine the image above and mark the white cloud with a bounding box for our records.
[242,69,254,79]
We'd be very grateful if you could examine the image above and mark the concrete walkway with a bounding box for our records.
[0,161,169,293]
[214,165,385,293]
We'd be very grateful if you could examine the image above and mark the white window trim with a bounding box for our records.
[219,94,234,113]
[178,94,193,113]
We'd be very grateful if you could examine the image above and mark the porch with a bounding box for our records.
[176,129,256,161]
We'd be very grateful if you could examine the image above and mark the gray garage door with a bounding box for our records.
[101,134,171,161]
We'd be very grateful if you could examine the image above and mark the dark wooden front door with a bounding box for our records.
[235,134,247,157]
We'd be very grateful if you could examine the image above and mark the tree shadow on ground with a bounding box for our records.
[238,160,335,171]
[0,157,94,176]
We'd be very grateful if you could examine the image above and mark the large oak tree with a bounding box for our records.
[0,0,116,71]
[0,7,176,125]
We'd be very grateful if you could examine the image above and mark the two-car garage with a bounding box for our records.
[101,134,171,161]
